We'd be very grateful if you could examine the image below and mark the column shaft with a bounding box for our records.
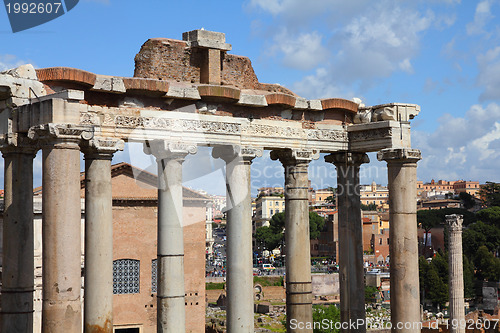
[327,152,368,333]
[84,154,114,333]
[1,150,35,333]
[157,156,185,333]
[271,149,316,333]
[378,149,421,333]
[447,215,465,333]
[42,142,82,332]
[286,162,313,332]
[213,146,260,333]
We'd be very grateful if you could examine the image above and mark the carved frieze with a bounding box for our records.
[307,129,348,141]
[349,128,393,142]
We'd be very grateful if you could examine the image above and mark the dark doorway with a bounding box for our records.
[115,328,140,333]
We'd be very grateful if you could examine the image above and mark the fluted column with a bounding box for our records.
[0,135,37,333]
[82,138,124,333]
[212,145,262,333]
[271,149,319,333]
[446,214,465,333]
[28,124,93,333]
[378,148,422,333]
[144,141,197,333]
[325,152,369,333]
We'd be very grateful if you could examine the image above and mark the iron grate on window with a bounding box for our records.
[113,259,140,294]
[151,259,157,293]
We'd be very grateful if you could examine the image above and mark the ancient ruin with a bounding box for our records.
[447,214,466,333]
[0,30,421,332]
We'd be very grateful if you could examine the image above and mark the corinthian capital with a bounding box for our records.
[446,214,464,232]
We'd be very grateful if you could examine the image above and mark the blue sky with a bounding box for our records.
[1,0,500,195]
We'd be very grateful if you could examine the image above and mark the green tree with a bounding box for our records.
[459,192,476,210]
[476,206,500,228]
[365,286,378,303]
[255,211,326,252]
[426,265,448,307]
[462,221,500,259]
[269,211,285,233]
[419,256,430,301]
[474,245,500,282]
[325,187,336,205]
[463,255,476,299]
[361,203,377,211]
[312,304,340,333]
[309,211,326,239]
[418,210,441,251]
[255,226,282,252]
[479,182,500,207]
[431,250,449,282]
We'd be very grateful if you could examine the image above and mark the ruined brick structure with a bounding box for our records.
[0,29,423,333]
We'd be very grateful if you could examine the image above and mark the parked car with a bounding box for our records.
[261,264,276,271]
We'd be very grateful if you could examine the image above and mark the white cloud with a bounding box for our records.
[0,55,28,71]
[413,102,500,182]
[250,1,436,97]
[269,30,329,70]
[466,0,493,35]
[477,46,500,101]
[291,67,357,99]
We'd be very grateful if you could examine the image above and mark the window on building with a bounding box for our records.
[115,328,140,333]
[113,259,140,294]
[387,238,390,245]
[151,259,157,293]
[270,209,273,215]
[379,238,382,245]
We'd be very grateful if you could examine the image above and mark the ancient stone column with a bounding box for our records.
[0,135,37,333]
[212,145,262,333]
[377,148,422,333]
[144,141,196,333]
[446,214,465,333]
[29,124,93,333]
[325,152,369,333]
[82,138,124,333]
[271,149,318,333]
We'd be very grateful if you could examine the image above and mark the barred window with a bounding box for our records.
[113,259,140,294]
[151,259,158,293]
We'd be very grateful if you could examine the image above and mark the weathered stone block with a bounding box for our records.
[237,93,267,107]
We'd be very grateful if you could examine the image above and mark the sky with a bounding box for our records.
[1,0,499,196]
